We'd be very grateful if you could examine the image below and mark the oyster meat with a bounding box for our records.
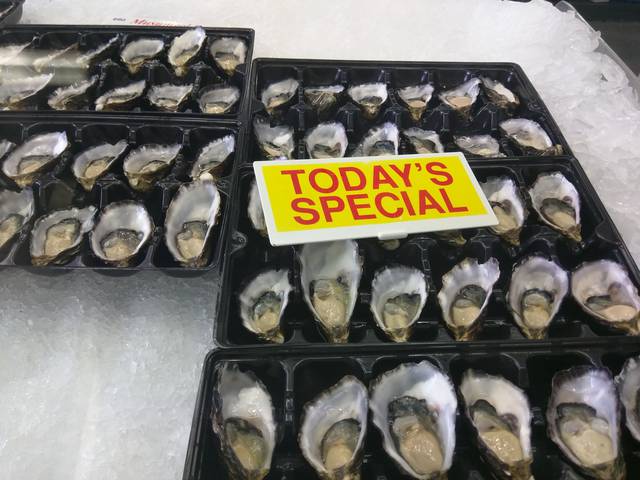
[354,122,399,157]
[304,85,344,115]
[529,172,581,242]
[439,78,481,118]
[168,27,205,76]
[454,135,503,158]
[370,361,457,479]
[403,128,444,154]
[147,83,193,112]
[300,376,368,480]
[261,78,299,115]
[120,37,164,74]
[48,74,98,111]
[30,206,97,266]
[480,77,519,109]
[95,79,146,111]
[33,42,78,72]
[123,143,181,192]
[571,260,640,334]
[433,230,467,247]
[75,35,119,68]
[212,363,277,480]
[90,201,154,266]
[253,116,294,160]
[198,85,240,114]
[500,118,562,156]
[615,355,640,442]
[370,265,428,342]
[248,180,267,236]
[209,37,247,76]
[190,134,235,179]
[0,73,54,110]
[72,140,128,191]
[507,256,568,339]
[299,240,362,343]
[437,257,500,340]
[305,122,348,159]
[347,82,387,120]
[0,42,31,66]
[0,188,34,250]
[480,176,526,245]
[2,131,68,188]
[547,366,625,480]
[397,84,434,122]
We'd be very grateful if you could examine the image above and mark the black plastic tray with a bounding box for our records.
[0,25,254,118]
[245,58,572,163]
[213,156,640,347]
[0,116,243,275]
[184,345,640,480]
[0,0,23,25]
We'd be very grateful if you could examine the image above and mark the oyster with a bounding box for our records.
[168,27,206,76]
[299,240,362,343]
[305,122,348,159]
[0,73,54,110]
[300,376,368,480]
[123,144,181,192]
[433,230,466,246]
[403,128,444,154]
[615,355,640,442]
[212,363,277,480]
[248,180,267,236]
[529,172,581,241]
[370,361,457,479]
[0,188,34,250]
[90,201,154,266]
[397,84,434,122]
[460,370,533,480]
[437,258,500,340]
[547,366,625,480]
[439,78,481,118]
[48,74,98,111]
[500,118,562,155]
[370,265,427,342]
[0,42,31,66]
[239,269,291,343]
[95,79,146,111]
[33,42,78,72]
[75,35,119,68]
[2,131,68,188]
[261,78,299,115]
[347,82,387,120]
[507,256,569,339]
[480,176,526,245]
[72,140,128,191]
[354,122,399,157]
[147,83,193,112]
[120,37,164,74]
[209,37,247,76]
[164,175,220,267]
[571,260,640,334]
[304,85,344,115]
[190,135,235,179]
[480,77,519,109]
[454,135,503,158]
[0,139,15,159]
[198,85,240,114]
[29,206,97,266]
[253,116,294,160]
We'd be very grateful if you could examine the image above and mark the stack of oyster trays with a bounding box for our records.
[0,23,638,480]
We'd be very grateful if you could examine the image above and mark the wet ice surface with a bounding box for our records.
[1,0,638,479]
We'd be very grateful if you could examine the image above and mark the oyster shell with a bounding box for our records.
[354,122,399,157]
[397,84,434,122]
[29,206,97,266]
[147,83,193,112]
[454,135,503,158]
[253,116,294,160]
[95,79,146,111]
[120,37,164,74]
[437,258,500,340]
[460,370,533,480]
[90,201,154,266]
[370,361,457,479]
[480,77,519,109]
[347,82,387,120]
[239,269,291,343]
[248,180,267,236]
[261,78,299,115]
[529,172,581,242]
[433,230,466,246]
[304,85,344,115]
[299,240,362,343]
[571,260,640,334]
[615,355,640,442]
[547,366,625,480]
[75,35,119,68]
[0,73,53,110]
[164,175,220,267]
[0,139,15,159]
[403,128,444,154]
[72,140,129,191]
[168,27,205,76]
[48,74,98,111]
[507,256,568,339]
[305,122,348,159]
[190,134,235,179]
[439,78,481,118]
[33,42,78,72]
[500,118,562,156]
[0,188,34,250]
[198,85,240,114]
[123,143,181,192]
[209,37,247,76]
[370,265,427,342]
[212,363,277,480]
[300,376,368,480]
[2,131,68,188]
[480,176,526,245]
[0,42,31,66]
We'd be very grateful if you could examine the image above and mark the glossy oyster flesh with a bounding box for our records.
[2,131,68,188]
[0,188,34,250]
[33,42,78,72]
[305,122,348,159]
[261,78,299,115]
[198,85,240,114]
[48,74,99,111]
[253,116,294,160]
[454,135,503,158]
[529,172,581,242]
[403,128,444,154]
[190,135,235,179]
[168,27,206,76]
[122,143,181,192]
[147,83,193,112]
[72,140,128,191]
[480,176,526,245]
[209,37,247,76]
[397,84,434,122]
[0,73,53,109]
[95,80,146,111]
[347,82,387,120]
[353,122,399,157]
[120,37,164,74]
[480,77,519,109]
[500,118,562,155]
[304,85,344,114]
[75,35,119,68]
[439,78,481,118]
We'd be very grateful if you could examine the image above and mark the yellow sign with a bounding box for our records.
[253,153,497,246]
